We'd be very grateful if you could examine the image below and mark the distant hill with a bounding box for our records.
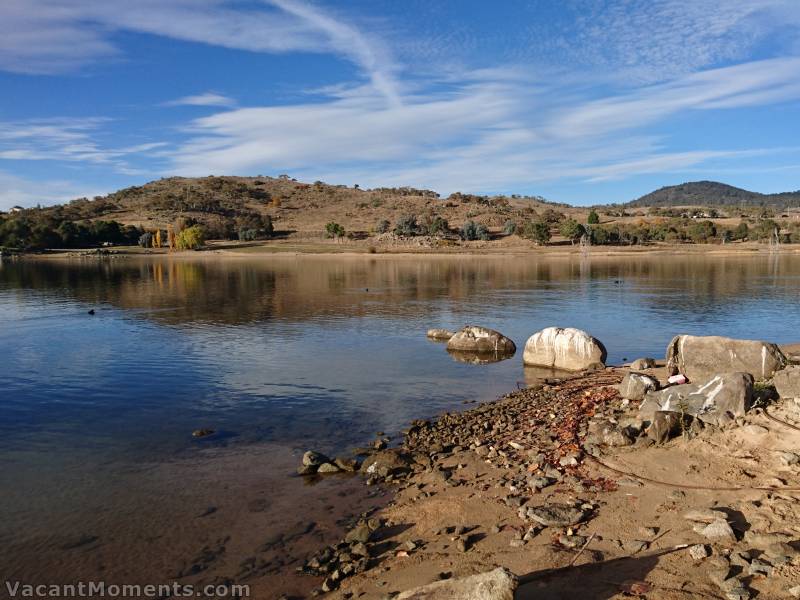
[627,181,800,209]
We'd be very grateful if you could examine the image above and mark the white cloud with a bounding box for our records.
[0,170,103,211]
[165,92,237,108]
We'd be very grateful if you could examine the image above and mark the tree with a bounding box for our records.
[587,210,600,225]
[175,225,206,250]
[394,214,421,236]
[734,221,749,241]
[152,229,162,248]
[325,221,345,238]
[427,215,449,235]
[138,232,153,248]
[558,219,585,244]
[503,220,517,235]
[687,220,716,243]
[522,220,551,245]
[375,219,390,234]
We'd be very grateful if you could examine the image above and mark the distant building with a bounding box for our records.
[9,206,23,213]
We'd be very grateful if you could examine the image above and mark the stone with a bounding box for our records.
[395,568,517,600]
[789,585,800,598]
[619,372,660,401]
[647,411,683,444]
[192,428,215,438]
[528,476,554,490]
[334,457,360,472]
[426,328,455,341]
[558,534,587,548]
[725,586,750,600]
[345,524,372,544]
[527,504,586,528]
[639,372,754,426]
[361,450,412,478]
[700,519,737,543]
[317,462,341,473]
[774,366,800,400]
[297,464,317,475]
[683,508,729,523]
[446,326,516,356]
[630,358,656,370]
[666,334,786,381]
[748,558,773,576]
[523,327,606,371]
[689,544,710,559]
[303,451,329,467]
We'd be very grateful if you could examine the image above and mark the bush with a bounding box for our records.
[687,220,716,243]
[325,221,345,238]
[138,232,153,248]
[428,216,449,235]
[521,220,551,245]
[238,228,258,241]
[375,219,391,234]
[394,214,422,236]
[461,220,490,241]
[503,220,517,235]
[175,225,206,250]
[587,210,600,225]
[559,219,585,244]
[734,221,749,241]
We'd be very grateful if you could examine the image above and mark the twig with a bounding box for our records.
[568,532,596,566]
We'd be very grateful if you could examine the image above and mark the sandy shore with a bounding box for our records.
[294,356,800,600]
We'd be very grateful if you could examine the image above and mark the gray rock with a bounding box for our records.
[446,326,516,356]
[317,462,341,474]
[647,411,683,444]
[345,524,372,544]
[666,334,787,381]
[774,366,800,400]
[700,519,737,543]
[558,534,587,548]
[334,457,360,472]
[683,508,729,523]
[527,504,586,528]
[748,558,773,576]
[303,450,329,467]
[522,327,607,371]
[619,372,660,401]
[426,328,455,341]
[689,544,710,559]
[297,464,317,475]
[528,476,555,490]
[361,450,412,478]
[396,567,517,600]
[640,372,754,426]
[630,358,656,370]
[725,586,751,600]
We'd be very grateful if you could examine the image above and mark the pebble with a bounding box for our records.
[689,544,710,560]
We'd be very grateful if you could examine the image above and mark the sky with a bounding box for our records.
[1,0,800,210]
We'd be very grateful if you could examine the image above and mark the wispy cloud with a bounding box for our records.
[165,92,237,108]
[0,169,104,211]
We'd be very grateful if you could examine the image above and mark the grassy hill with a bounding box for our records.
[626,181,800,209]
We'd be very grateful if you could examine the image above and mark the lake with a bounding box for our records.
[1,252,798,596]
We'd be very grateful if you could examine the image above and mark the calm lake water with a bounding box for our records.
[1,253,799,596]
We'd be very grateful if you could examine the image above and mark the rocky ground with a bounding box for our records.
[295,358,800,600]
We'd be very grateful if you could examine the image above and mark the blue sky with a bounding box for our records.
[1,0,800,209]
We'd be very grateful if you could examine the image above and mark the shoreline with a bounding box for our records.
[295,350,800,599]
[11,239,800,261]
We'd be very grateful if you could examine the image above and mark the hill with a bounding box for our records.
[626,181,800,209]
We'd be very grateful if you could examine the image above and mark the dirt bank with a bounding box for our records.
[301,366,800,600]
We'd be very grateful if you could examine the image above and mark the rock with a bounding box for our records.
[334,457,360,472]
[630,358,656,370]
[683,508,729,523]
[317,462,341,474]
[764,541,797,562]
[345,524,372,544]
[789,585,800,598]
[528,476,554,490]
[523,327,606,371]
[446,326,516,356]
[427,328,455,341]
[639,372,754,426]
[689,544,710,559]
[395,567,517,600]
[619,372,660,401]
[361,450,412,478]
[774,366,800,400]
[527,504,586,528]
[700,519,737,543]
[748,558,773,576]
[725,586,751,600]
[192,428,215,438]
[303,451,329,467]
[623,540,649,554]
[597,422,634,447]
[297,464,317,476]
[666,334,787,381]
[559,534,587,548]
[647,411,684,444]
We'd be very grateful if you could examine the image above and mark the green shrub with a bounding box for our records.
[521,220,551,245]
[394,214,422,236]
[325,222,345,238]
[461,220,489,241]
[559,219,585,244]
[503,220,517,235]
[375,219,391,234]
[587,210,600,224]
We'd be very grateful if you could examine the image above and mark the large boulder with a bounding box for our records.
[396,568,517,600]
[619,372,660,400]
[361,449,413,478]
[774,366,800,400]
[666,335,786,381]
[446,326,516,356]
[639,372,754,426]
[523,327,606,371]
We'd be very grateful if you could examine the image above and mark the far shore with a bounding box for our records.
[12,238,800,261]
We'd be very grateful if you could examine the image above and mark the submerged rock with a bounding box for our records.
[666,334,786,381]
[302,450,330,467]
[446,326,516,355]
[619,372,660,400]
[426,328,455,341]
[396,567,517,600]
[523,327,606,371]
[639,372,754,426]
